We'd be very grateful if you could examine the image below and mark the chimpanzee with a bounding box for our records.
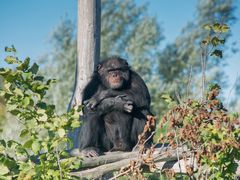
[78,56,153,157]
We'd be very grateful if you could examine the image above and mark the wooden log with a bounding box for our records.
[70,147,240,179]
[70,146,188,179]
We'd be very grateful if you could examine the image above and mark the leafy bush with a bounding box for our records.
[159,84,240,179]
[157,22,240,179]
[0,46,81,179]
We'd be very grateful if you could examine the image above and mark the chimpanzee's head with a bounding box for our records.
[97,56,130,90]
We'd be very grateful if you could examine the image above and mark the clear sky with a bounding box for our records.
[0,0,239,100]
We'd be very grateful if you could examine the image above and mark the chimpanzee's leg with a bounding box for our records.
[79,97,134,157]
[78,109,104,157]
[104,112,133,151]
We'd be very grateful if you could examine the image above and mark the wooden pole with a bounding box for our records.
[68,0,101,148]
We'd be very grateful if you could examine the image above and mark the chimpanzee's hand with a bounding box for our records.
[116,94,133,102]
[84,98,99,110]
[123,100,133,113]
[80,147,102,157]
[115,96,133,113]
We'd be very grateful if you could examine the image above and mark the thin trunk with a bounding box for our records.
[68,0,101,148]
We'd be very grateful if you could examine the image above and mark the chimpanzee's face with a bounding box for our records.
[98,58,130,90]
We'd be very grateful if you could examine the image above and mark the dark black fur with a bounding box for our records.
[78,56,153,156]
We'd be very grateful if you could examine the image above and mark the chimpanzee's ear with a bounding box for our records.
[123,60,130,70]
[97,64,102,71]
[96,64,103,74]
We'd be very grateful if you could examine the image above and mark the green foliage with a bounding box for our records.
[0,47,81,179]
[201,23,230,59]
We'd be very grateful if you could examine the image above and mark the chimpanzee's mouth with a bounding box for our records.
[112,78,121,84]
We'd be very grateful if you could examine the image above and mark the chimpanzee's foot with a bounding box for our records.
[80,147,102,157]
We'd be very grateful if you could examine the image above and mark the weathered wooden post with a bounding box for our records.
[69,0,101,148]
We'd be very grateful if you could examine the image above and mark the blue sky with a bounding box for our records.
[0,0,239,100]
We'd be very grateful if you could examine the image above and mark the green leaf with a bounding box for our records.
[211,37,220,47]
[9,109,21,116]
[4,56,18,64]
[13,88,24,97]
[16,57,30,71]
[5,47,12,52]
[36,102,47,109]
[161,94,174,103]
[67,138,73,149]
[47,105,55,112]
[210,49,223,58]
[20,129,29,138]
[4,83,11,91]
[32,141,40,154]
[0,90,5,96]
[203,24,212,30]
[38,129,49,140]
[38,113,48,122]
[4,45,16,53]
[221,24,230,33]
[201,39,209,45]
[0,68,10,76]
[211,37,225,47]
[23,139,33,148]
[0,165,9,175]
[7,104,18,111]
[219,39,225,44]
[71,120,80,128]
[29,63,39,74]
[26,119,37,127]
[47,79,57,85]
[22,72,32,81]
[212,23,221,33]
[58,128,66,138]
[36,85,47,91]
[34,76,44,81]
[208,83,221,91]
[37,109,45,114]
[22,97,30,107]
[0,140,6,147]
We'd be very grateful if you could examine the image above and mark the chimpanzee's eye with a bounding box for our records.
[107,69,115,73]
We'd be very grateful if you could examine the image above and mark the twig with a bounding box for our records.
[144,132,155,146]
[56,148,63,180]
[175,90,183,106]
[227,74,239,108]
[132,122,156,152]
[174,129,183,178]
[200,46,207,102]
[109,164,141,180]
[190,151,195,180]
[186,65,193,98]
[109,168,132,180]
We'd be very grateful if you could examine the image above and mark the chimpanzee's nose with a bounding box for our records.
[113,72,119,77]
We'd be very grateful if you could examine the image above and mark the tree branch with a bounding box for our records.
[70,146,189,179]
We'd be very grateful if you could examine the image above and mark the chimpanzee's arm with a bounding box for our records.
[84,87,133,110]
[85,96,133,114]
[97,97,133,113]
